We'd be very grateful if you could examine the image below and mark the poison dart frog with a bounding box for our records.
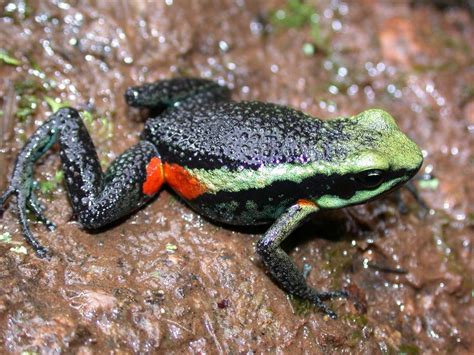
[0,78,423,318]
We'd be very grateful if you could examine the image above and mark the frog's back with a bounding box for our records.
[143,101,339,170]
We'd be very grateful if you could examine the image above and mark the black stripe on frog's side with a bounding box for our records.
[185,168,410,226]
[142,101,371,171]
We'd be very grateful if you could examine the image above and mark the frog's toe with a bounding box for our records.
[27,192,56,231]
[317,290,349,300]
[0,187,15,212]
[308,294,338,319]
[12,193,50,257]
[304,288,349,319]
[34,244,51,259]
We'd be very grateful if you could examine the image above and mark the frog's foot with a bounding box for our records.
[257,201,351,319]
[0,188,14,210]
[1,185,51,258]
[303,289,349,319]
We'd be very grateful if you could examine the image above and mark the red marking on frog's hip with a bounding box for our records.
[164,163,207,200]
[143,157,164,196]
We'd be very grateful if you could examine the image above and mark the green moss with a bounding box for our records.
[81,110,94,125]
[322,243,353,288]
[417,177,439,190]
[37,170,64,197]
[271,0,315,28]
[20,351,38,355]
[461,83,474,106]
[13,62,60,123]
[270,0,329,54]
[14,77,44,94]
[14,78,46,121]
[398,344,420,355]
[16,94,39,122]
[165,243,177,253]
[0,49,20,66]
[0,232,13,244]
[44,96,70,113]
[346,329,364,347]
[2,0,32,21]
[80,110,114,141]
[0,232,22,247]
[342,313,369,328]
[431,215,470,291]
[302,42,315,56]
[38,180,55,195]
[150,271,161,279]
[288,294,316,316]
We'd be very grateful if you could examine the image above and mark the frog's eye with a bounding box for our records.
[356,169,384,189]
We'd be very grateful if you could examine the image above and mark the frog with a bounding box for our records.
[0,78,423,318]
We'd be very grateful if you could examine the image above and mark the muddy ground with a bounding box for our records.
[0,0,473,353]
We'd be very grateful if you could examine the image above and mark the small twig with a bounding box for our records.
[1,81,16,190]
[368,262,407,274]
[203,312,224,354]
[162,317,194,335]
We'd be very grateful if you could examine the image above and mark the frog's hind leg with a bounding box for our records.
[125,77,230,110]
[256,200,348,319]
[0,107,163,256]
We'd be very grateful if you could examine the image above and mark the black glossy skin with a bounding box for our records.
[146,101,345,170]
[2,78,408,318]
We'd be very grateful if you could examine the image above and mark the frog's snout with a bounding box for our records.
[125,87,140,107]
[406,135,424,175]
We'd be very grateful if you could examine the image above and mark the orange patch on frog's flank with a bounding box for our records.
[143,157,165,196]
[297,199,317,208]
[164,163,207,200]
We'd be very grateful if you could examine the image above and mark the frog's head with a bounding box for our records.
[315,109,423,209]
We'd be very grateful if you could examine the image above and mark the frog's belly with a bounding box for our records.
[184,194,289,226]
[175,177,309,226]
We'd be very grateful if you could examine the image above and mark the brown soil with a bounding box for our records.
[0,0,473,353]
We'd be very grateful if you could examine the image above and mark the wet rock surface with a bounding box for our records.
[0,0,473,353]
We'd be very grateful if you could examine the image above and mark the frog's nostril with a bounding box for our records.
[125,88,140,106]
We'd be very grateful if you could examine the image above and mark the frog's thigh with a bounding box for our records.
[74,141,164,229]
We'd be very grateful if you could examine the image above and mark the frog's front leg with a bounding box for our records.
[257,200,348,319]
[125,77,230,110]
[0,108,163,257]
